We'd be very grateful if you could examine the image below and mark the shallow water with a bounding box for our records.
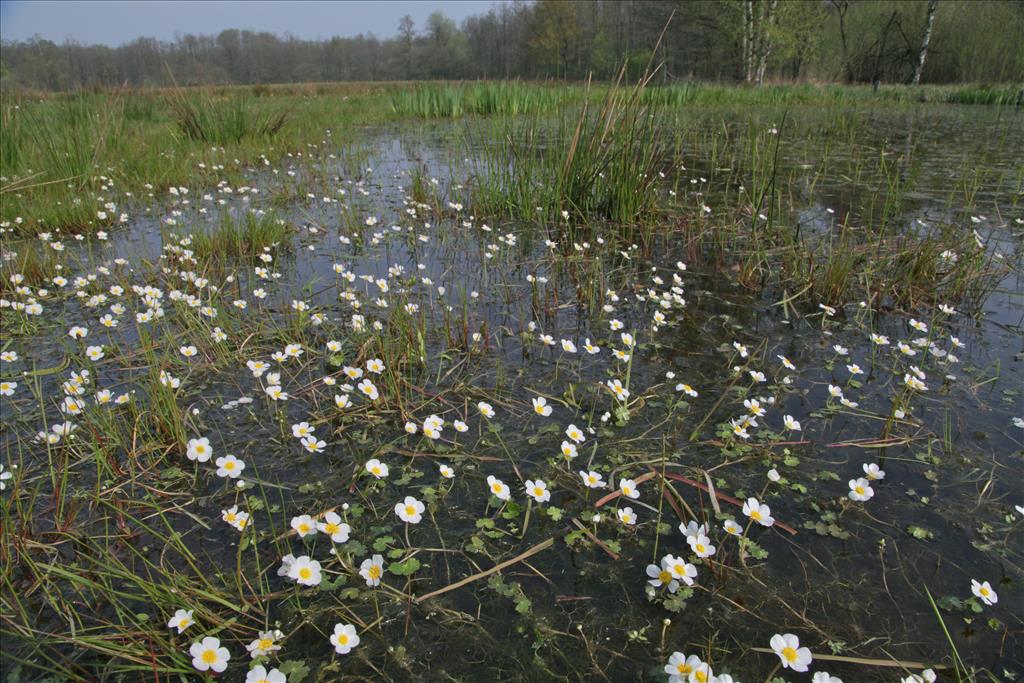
[1,103,1021,681]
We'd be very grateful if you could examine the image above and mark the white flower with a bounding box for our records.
[743,497,774,526]
[395,495,425,524]
[971,579,998,606]
[291,514,317,538]
[215,455,245,479]
[848,477,874,502]
[190,636,230,673]
[167,608,194,633]
[532,396,553,417]
[330,623,360,654]
[186,437,212,463]
[359,554,385,586]
[565,424,585,444]
[770,632,812,672]
[863,463,885,480]
[486,475,510,501]
[246,665,286,683]
[812,673,843,683]
[286,555,321,586]
[525,479,550,503]
[617,507,637,525]
[365,459,389,478]
[317,511,351,543]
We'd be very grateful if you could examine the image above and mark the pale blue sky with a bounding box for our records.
[0,0,501,45]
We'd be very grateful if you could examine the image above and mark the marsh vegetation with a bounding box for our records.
[0,79,1021,682]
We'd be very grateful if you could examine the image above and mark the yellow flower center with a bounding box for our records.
[338,633,349,645]
[298,567,312,580]
[980,586,990,596]
[534,487,544,497]
[695,671,708,683]
[782,646,798,662]
[751,510,762,520]
[178,618,190,628]
[677,663,693,674]
[491,483,502,493]
[658,570,672,584]
[225,461,235,470]
[695,544,705,554]
[368,565,381,579]
[201,650,217,664]
[673,563,686,574]
[298,523,310,533]
[855,486,865,495]
[371,466,381,475]
[405,505,417,516]
[325,523,339,534]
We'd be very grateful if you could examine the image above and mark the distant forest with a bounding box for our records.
[2,0,1022,91]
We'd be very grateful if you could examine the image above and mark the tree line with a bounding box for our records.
[2,0,1021,92]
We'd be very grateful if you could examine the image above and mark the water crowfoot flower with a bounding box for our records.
[525,479,550,503]
[286,555,321,586]
[246,630,283,658]
[812,673,843,683]
[487,475,511,501]
[395,495,425,523]
[532,396,553,416]
[770,633,812,672]
[215,455,245,478]
[186,437,212,463]
[742,498,774,527]
[664,555,698,586]
[365,459,389,478]
[971,579,998,606]
[565,424,585,444]
[190,636,230,673]
[848,478,874,502]
[246,665,286,683]
[722,519,742,536]
[664,652,703,682]
[359,554,385,586]
[863,463,885,480]
[619,478,640,499]
[330,623,360,654]
[317,512,351,543]
[646,557,680,593]
[167,608,194,633]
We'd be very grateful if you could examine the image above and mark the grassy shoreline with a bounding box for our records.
[1,81,1020,237]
